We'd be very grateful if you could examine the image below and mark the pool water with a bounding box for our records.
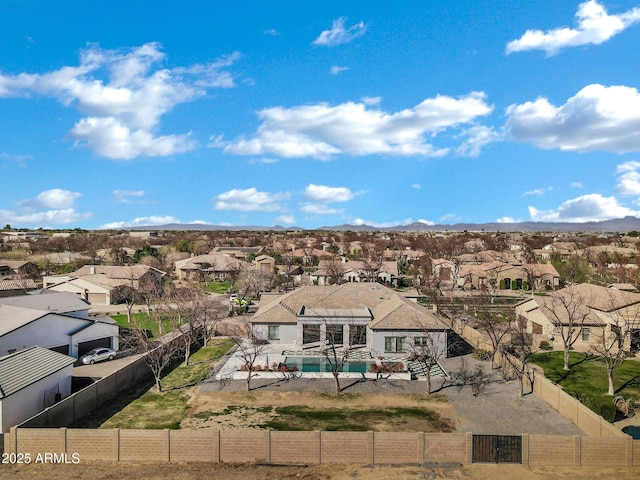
[284,356,373,373]
[622,425,640,439]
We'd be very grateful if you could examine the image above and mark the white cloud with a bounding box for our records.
[0,152,31,167]
[213,188,290,212]
[505,84,640,153]
[263,29,280,36]
[528,193,640,222]
[2,189,90,226]
[19,188,81,209]
[274,215,296,225]
[616,160,640,173]
[218,92,493,159]
[99,215,181,229]
[506,1,640,55]
[439,214,458,223]
[312,18,367,46]
[411,183,421,189]
[523,188,545,196]
[0,43,239,160]
[571,182,584,188]
[350,217,416,228]
[300,204,341,215]
[112,189,145,204]
[362,96,381,106]
[330,65,349,75]
[455,125,498,157]
[300,184,363,215]
[417,219,435,226]
[496,216,521,223]
[304,184,358,203]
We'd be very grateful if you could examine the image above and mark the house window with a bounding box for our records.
[414,336,429,346]
[385,336,406,353]
[581,328,590,342]
[268,325,280,340]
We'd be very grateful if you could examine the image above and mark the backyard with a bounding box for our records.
[530,351,640,421]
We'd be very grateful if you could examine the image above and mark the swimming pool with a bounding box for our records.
[284,356,374,373]
[622,425,640,439]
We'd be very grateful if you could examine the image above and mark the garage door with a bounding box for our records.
[78,337,112,357]
[87,293,107,304]
[50,344,69,355]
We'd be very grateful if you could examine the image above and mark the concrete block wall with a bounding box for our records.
[169,430,219,462]
[319,431,373,463]
[424,433,468,464]
[270,431,320,464]
[4,427,639,466]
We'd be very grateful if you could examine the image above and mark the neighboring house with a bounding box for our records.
[0,290,91,318]
[516,283,640,353]
[0,300,119,358]
[0,279,38,297]
[210,246,263,261]
[456,262,560,291]
[0,260,39,277]
[311,260,399,286]
[431,259,457,283]
[175,254,248,281]
[42,265,166,305]
[0,346,75,432]
[251,283,449,359]
[253,255,276,275]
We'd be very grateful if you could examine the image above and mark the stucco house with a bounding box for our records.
[456,262,560,291]
[0,291,119,357]
[311,259,399,286]
[251,283,449,359]
[515,283,640,353]
[43,265,166,305]
[175,254,248,281]
[0,346,75,432]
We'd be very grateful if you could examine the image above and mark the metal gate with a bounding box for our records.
[472,435,522,463]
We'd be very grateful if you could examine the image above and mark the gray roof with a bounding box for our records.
[0,346,75,399]
[0,291,90,314]
[0,305,47,337]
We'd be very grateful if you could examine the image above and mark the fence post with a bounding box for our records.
[573,435,581,466]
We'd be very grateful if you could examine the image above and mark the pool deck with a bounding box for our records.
[215,343,425,381]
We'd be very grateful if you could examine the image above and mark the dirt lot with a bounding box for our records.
[183,390,454,430]
[2,462,640,480]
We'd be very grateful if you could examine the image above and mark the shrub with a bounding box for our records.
[539,340,553,351]
[499,279,505,290]
[472,349,491,361]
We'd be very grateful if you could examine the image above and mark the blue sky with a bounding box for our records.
[2,1,640,229]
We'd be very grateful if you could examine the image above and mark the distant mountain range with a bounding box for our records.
[127,216,640,233]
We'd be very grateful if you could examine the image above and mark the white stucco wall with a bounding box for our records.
[370,330,447,359]
[0,364,72,433]
[252,324,297,344]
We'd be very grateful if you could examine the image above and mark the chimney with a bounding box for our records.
[90,266,95,275]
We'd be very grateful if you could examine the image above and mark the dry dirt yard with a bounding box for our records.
[2,462,640,480]
[182,390,454,431]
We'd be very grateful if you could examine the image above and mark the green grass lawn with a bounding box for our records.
[112,313,174,338]
[202,281,231,294]
[97,338,234,429]
[530,351,640,421]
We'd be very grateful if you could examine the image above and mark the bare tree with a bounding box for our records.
[590,291,640,395]
[408,318,449,395]
[472,291,514,370]
[321,322,354,394]
[122,309,181,392]
[323,257,347,285]
[502,319,535,397]
[232,321,268,391]
[539,288,591,371]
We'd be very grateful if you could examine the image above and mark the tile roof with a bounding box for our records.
[0,346,74,399]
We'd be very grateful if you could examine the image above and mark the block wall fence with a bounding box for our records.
[2,428,638,466]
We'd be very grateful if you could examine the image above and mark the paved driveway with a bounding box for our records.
[73,353,142,378]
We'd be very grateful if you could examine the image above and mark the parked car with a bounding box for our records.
[80,347,116,365]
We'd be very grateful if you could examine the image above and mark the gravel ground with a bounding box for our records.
[198,353,584,436]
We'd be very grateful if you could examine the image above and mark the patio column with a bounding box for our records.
[343,324,350,347]
[319,323,327,346]
[296,324,304,350]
